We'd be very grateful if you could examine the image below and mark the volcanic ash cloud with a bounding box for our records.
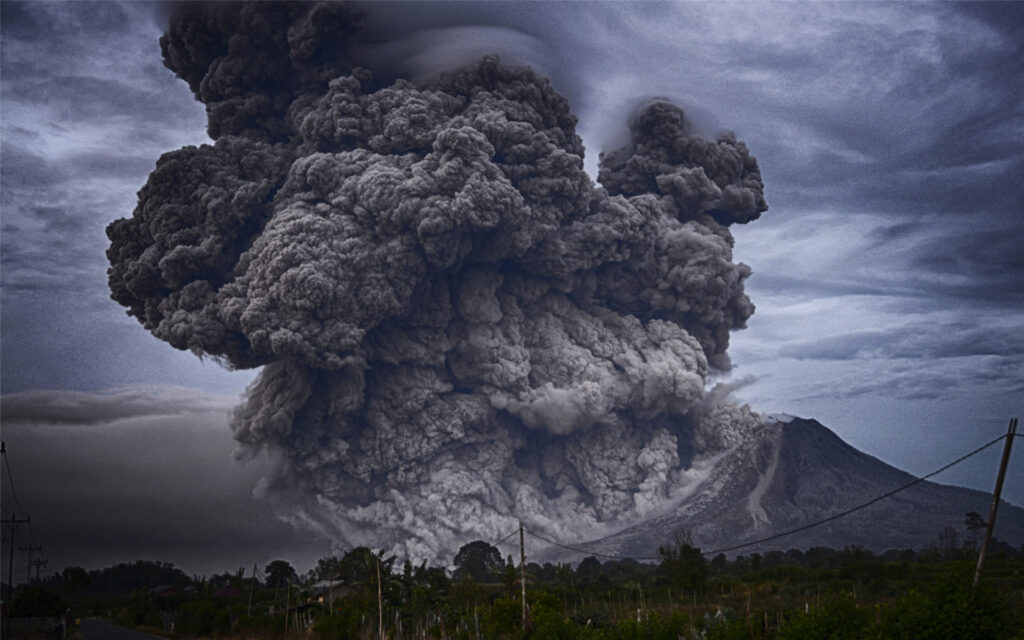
[106,2,768,561]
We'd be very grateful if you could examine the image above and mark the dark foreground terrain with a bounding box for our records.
[79,619,167,640]
[6,536,1023,639]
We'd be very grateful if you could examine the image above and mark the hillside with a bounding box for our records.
[534,416,1023,562]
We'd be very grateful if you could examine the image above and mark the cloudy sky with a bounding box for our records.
[2,1,1021,577]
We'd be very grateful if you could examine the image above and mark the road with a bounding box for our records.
[79,619,167,640]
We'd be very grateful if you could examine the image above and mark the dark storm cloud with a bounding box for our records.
[972,362,1024,407]
[6,77,171,122]
[0,143,66,195]
[106,1,769,562]
[811,356,1024,402]
[0,1,184,137]
[350,2,594,115]
[0,0,233,393]
[748,228,1024,313]
[957,1,1024,39]
[725,1,1023,239]
[741,273,917,301]
[779,319,1024,363]
[1,212,107,295]
[867,222,919,243]
[910,228,1024,303]
[684,2,1024,396]
[1,173,113,295]
[0,290,257,394]
[1,1,166,79]
[27,205,90,235]
[0,0,203,298]
[65,152,159,180]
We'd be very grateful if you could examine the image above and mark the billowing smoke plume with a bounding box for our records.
[107,1,767,561]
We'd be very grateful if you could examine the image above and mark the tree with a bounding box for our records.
[498,554,519,598]
[937,525,960,559]
[264,560,298,589]
[338,547,397,640]
[710,553,728,572]
[964,511,986,551]
[62,566,90,596]
[658,529,709,595]
[191,574,209,596]
[576,556,603,585]
[13,585,62,617]
[554,563,574,592]
[452,540,504,583]
[879,567,1013,640]
[314,555,343,582]
[209,566,246,591]
[338,547,386,586]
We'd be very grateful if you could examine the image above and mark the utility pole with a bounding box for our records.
[29,559,47,582]
[284,580,291,633]
[519,521,527,631]
[247,563,256,616]
[974,417,1017,588]
[3,514,30,631]
[376,556,383,640]
[20,545,42,583]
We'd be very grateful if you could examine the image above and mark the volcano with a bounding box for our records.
[533,416,1024,562]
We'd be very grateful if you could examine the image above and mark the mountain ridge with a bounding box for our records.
[532,416,1023,563]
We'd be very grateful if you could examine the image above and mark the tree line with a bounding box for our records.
[7,523,1023,639]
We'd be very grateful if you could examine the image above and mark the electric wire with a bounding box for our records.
[2,443,38,554]
[525,528,660,561]
[2,445,27,516]
[493,527,520,547]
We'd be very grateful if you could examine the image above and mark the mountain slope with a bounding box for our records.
[533,417,1023,562]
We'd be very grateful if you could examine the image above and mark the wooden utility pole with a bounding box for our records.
[247,563,256,616]
[29,559,47,582]
[974,417,1018,588]
[20,544,42,583]
[3,514,30,632]
[519,522,527,631]
[376,555,384,640]
[284,580,291,633]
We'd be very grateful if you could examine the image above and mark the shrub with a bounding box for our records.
[776,595,871,640]
[879,568,1014,640]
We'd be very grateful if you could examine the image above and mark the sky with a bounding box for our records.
[1,1,1022,579]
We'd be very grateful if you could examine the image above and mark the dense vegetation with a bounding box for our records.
[7,531,1023,640]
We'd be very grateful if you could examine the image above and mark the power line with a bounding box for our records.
[493,527,520,547]
[1,442,36,548]
[29,559,48,582]
[3,513,30,621]
[523,431,1011,562]
[526,528,660,561]
[1,441,27,516]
